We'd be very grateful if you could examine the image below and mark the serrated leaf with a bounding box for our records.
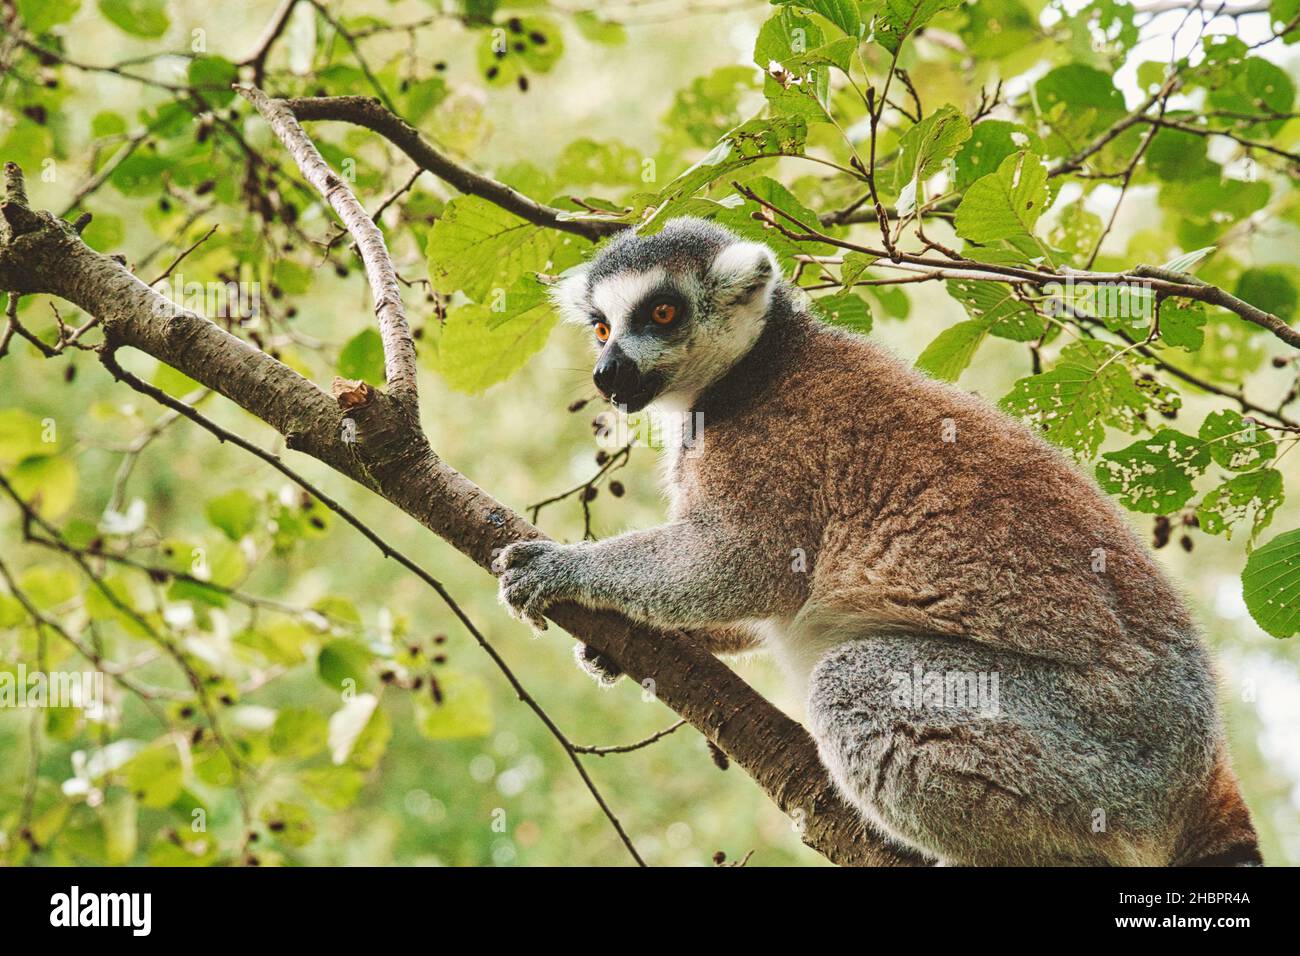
[840,252,879,287]
[1198,409,1277,471]
[879,0,964,52]
[893,105,971,217]
[1000,340,1151,457]
[1159,300,1206,351]
[946,280,1044,341]
[1241,528,1300,638]
[773,0,863,36]
[916,320,989,382]
[953,151,1049,244]
[426,196,581,302]
[815,291,872,333]
[425,279,558,394]
[1095,430,1211,514]
[955,121,1041,193]
[1198,469,1283,543]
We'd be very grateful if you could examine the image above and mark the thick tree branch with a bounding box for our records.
[0,163,919,867]
[282,95,627,242]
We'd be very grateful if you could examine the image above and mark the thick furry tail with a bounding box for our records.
[1173,755,1262,866]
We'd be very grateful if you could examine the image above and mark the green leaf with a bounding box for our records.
[124,741,184,809]
[261,801,316,847]
[955,120,1041,193]
[9,455,77,520]
[414,669,493,740]
[17,0,80,32]
[893,105,971,217]
[426,196,584,302]
[187,57,238,106]
[573,11,627,44]
[98,0,170,39]
[1096,430,1211,514]
[840,252,879,287]
[953,151,1049,244]
[297,765,366,810]
[755,9,829,119]
[204,489,259,541]
[0,408,57,464]
[773,0,863,36]
[317,638,373,691]
[1000,340,1151,457]
[1034,64,1126,137]
[337,328,386,387]
[425,279,558,394]
[1234,267,1297,319]
[946,279,1045,341]
[1145,127,1218,181]
[270,707,329,760]
[916,320,989,382]
[1207,57,1296,136]
[1241,528,1300,638]
[814,291,873,334]
[1159,301,1206,351]
[878,0,964,52]
[1197,469,1283,542]
[1198,409,1277,471]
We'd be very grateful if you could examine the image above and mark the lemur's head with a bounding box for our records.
[553,217,780,412]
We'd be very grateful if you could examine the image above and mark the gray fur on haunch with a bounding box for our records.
[496,217,1260,866]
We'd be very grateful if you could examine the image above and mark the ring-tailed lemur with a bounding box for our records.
[493,217,1260,867]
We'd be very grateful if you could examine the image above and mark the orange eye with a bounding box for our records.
[593,321,610,342]
[651,302,677,325]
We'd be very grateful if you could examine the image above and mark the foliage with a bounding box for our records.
[1,0,1298,865]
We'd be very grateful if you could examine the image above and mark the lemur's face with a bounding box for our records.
[553,218,779,412]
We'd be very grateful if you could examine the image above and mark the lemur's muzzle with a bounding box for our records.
[593,344,658,411]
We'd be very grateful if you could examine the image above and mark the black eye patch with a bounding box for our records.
[629,286,689,332]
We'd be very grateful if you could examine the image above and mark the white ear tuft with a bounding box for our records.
[709,241,779,309]
[549,265,592,325]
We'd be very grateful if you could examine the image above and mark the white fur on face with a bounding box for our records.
[588,267,668,365]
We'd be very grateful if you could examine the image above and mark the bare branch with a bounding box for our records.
[235,85,421,409]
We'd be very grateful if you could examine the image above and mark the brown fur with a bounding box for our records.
[671,301,1259,865]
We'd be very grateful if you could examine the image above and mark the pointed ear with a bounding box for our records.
[549,264,592,325]
[709,241,779,311]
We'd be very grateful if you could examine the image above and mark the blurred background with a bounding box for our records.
[1,0,1297,866]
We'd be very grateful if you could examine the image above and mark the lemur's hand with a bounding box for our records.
[492,539,578,632]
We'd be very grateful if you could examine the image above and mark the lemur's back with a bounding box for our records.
[680,303,1259,865]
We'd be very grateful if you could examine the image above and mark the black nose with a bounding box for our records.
[593,347,641,400]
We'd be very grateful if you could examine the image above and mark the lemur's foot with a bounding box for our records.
[574,642,624,686]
